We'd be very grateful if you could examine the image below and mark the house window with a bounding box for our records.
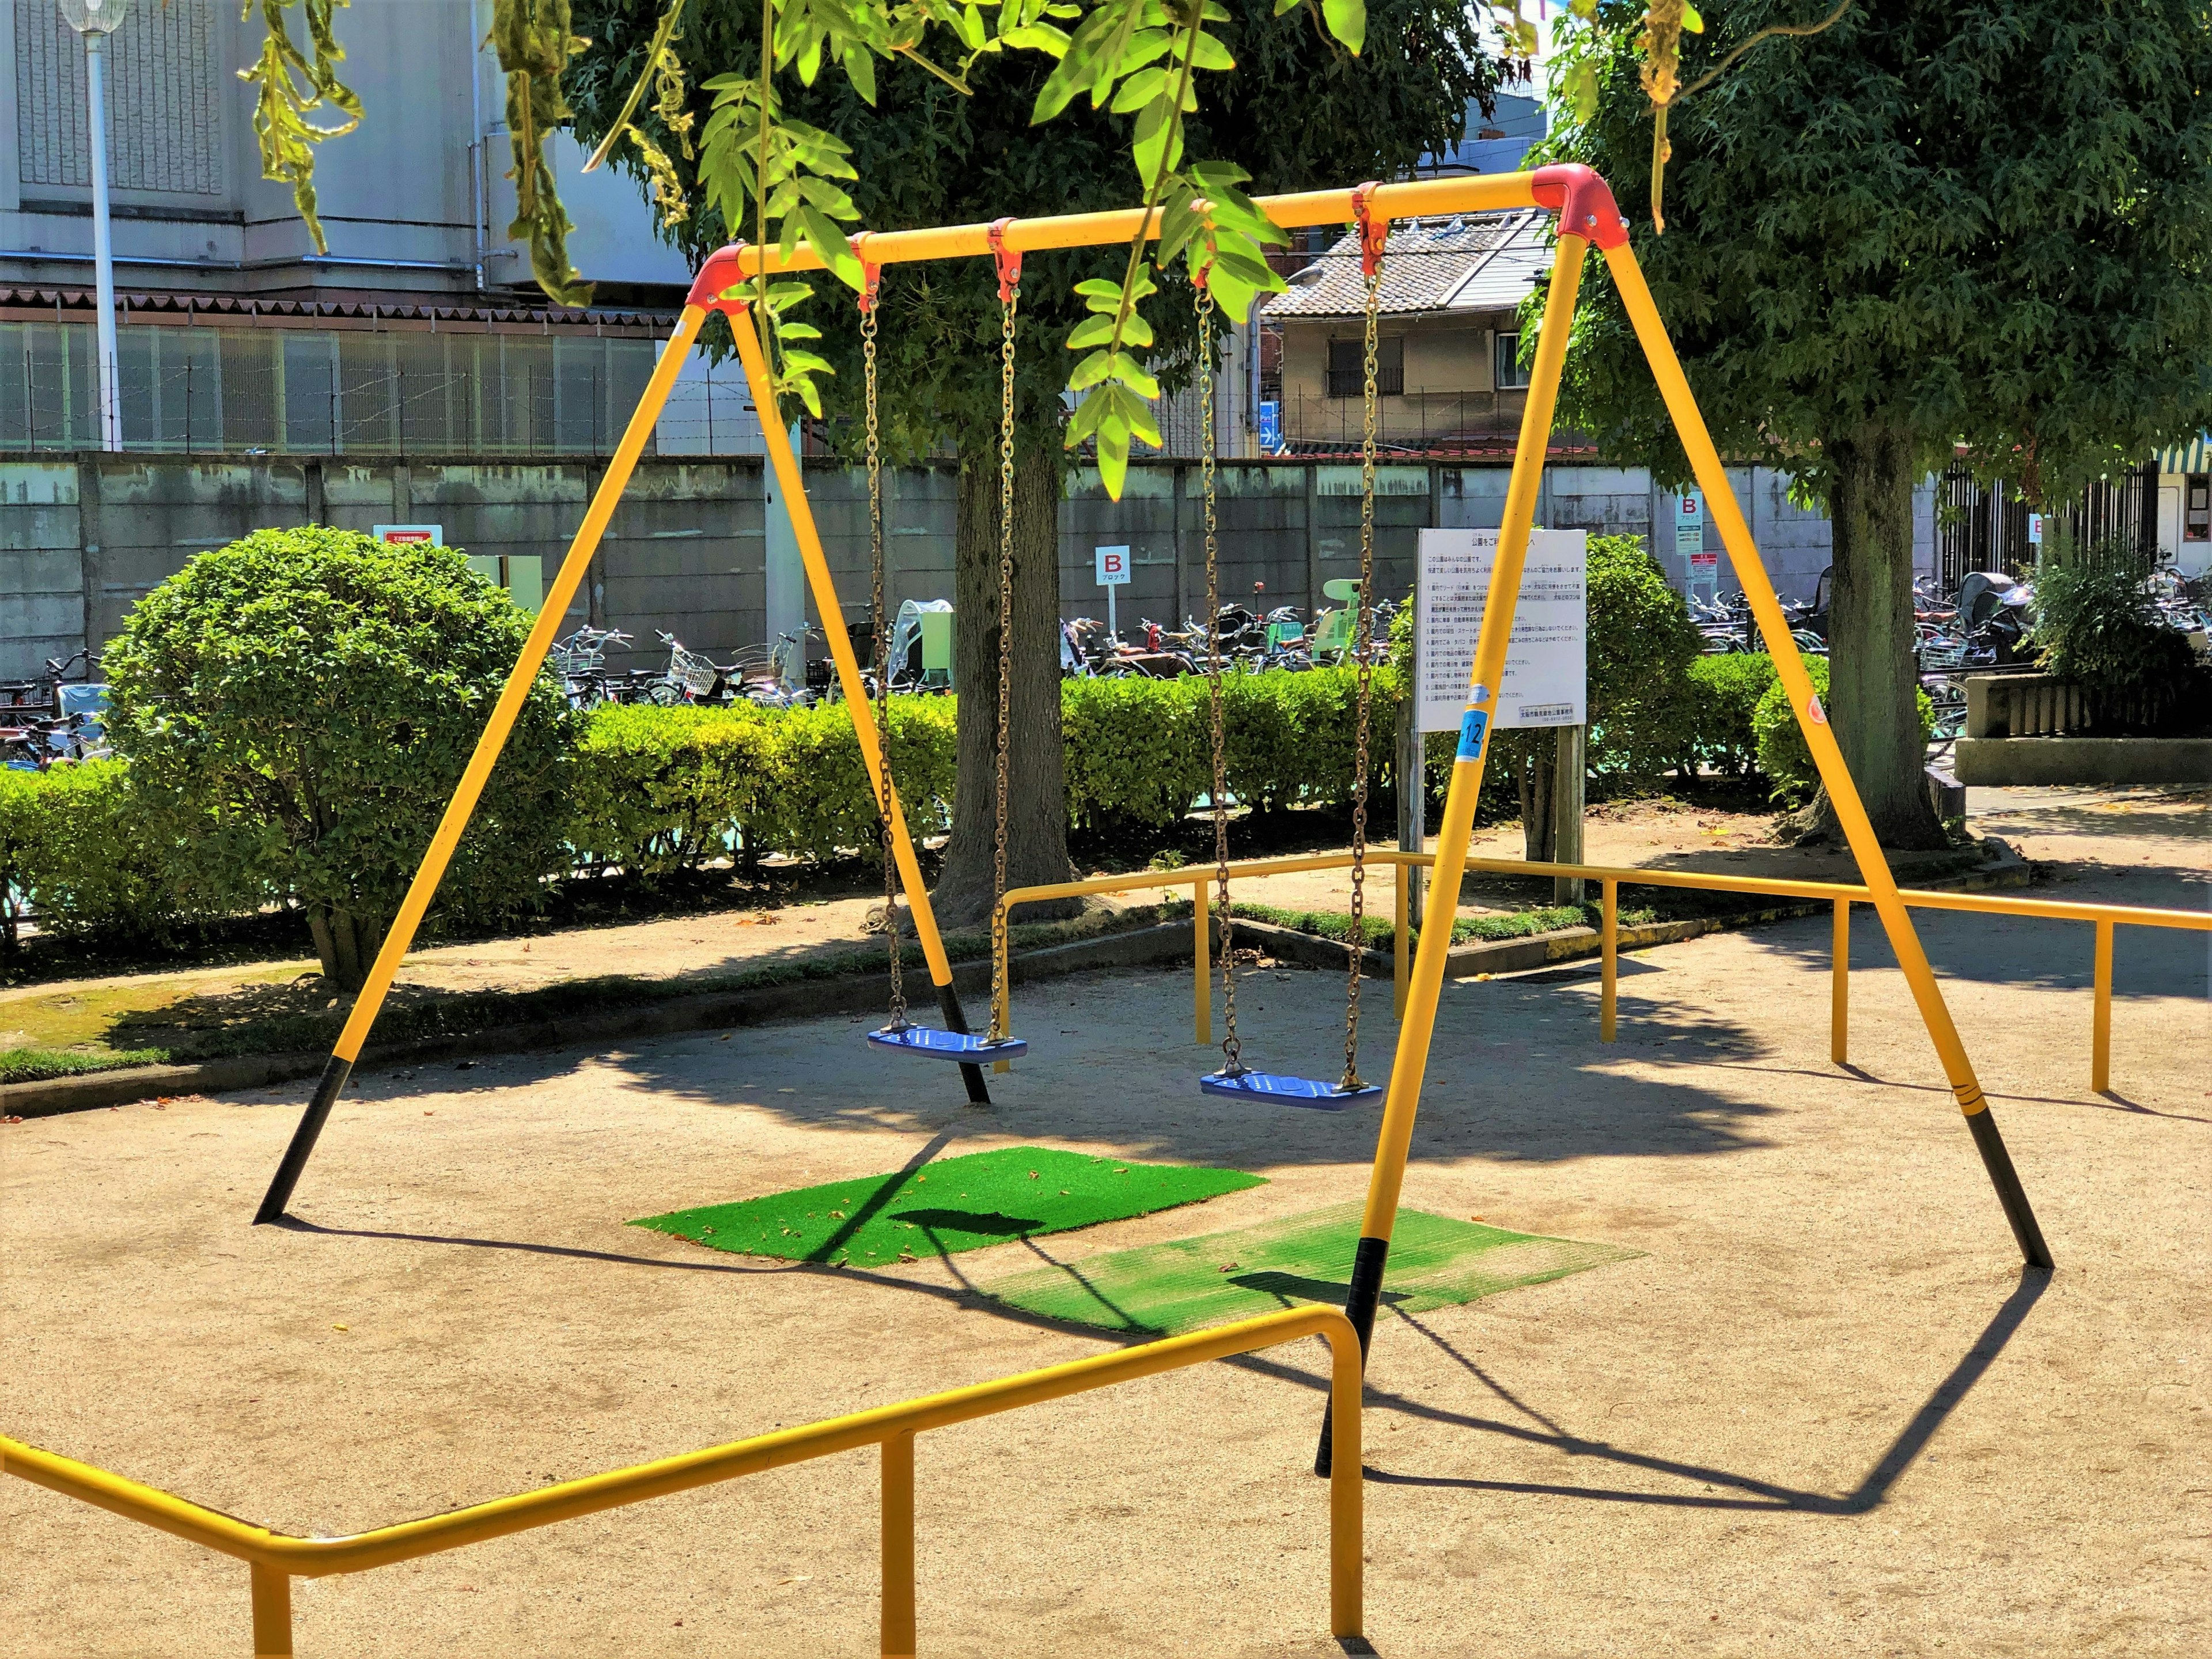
[1495,331,1532,391]
[1327,335,1403,398]
[2188,474,2210,541]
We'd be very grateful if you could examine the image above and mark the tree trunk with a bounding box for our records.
[931,439,1074,930]
[1517,735,1557,864]
[1800,423,1945,850]
[307,904,385,992]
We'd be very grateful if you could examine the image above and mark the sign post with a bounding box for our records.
[1095,543,1131,646]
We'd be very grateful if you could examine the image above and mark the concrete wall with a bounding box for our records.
[1,453,1902,681]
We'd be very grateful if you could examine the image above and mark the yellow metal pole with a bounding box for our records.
[1313,231,1590,1480]
[253,305,707,1224]
[728,320,955,991]
[2092,919,2113,1093]
[250,1562,291,1658]
[1603,239,2050,1268]
[1832,899,1850,1066]
[880,1432,916,1659]
[1393,863,1408,1020]
[1600,878,1618,1043]
[1195,878,1212,1046]
[1326,1319,1363,1640]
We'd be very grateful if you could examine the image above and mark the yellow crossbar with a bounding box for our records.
[2,1306,1362,1657]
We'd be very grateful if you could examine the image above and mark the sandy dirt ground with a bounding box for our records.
[1,786,2206,1657]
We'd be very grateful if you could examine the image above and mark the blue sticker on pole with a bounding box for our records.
[1456,707,1490,761]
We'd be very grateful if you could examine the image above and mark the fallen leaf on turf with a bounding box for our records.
[333,1324,349,1331]
[1219,1262,1240,1272]
[779,1575,813,1585]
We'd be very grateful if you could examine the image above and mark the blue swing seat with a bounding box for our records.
[1199,1068,1383,1110]
[867,1024,1028,1062]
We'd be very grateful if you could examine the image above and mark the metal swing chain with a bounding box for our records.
[987,242,1020,1043]
[1196,279,1240,1075]
[861,279,907,1029]
[1342,242,1385,1093]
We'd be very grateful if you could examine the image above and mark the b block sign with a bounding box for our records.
[1095,544,1131,586]
[1415,528,1588,734]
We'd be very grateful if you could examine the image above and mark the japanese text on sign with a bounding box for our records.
[1415,528,1588,733]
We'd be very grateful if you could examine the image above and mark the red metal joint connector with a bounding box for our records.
[1529,164,1630,251]
[987,218,1021,302]
[685,243,752,316]
[1349,181,1388,278]
[851,233,882,315]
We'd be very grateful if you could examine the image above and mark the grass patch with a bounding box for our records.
[631,1146,1266,1269]
[982,1202,1639,1336]
[1226,900,1657,949]
[0,1045,172,1083]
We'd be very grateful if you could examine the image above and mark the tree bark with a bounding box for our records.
[931,439,1074,930]
[1516,734,1557,864]
[1800,423,1945,850]
[307,904,385,992]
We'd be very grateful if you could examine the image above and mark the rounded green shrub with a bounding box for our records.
[1754,656,1934,807]
[1683,652,1779,778]
[100,527,572,987]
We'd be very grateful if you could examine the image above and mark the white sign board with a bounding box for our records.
[1094,544,1131,585]
[372,524,444,545]
[1673,491,1704,560]
[1415,528,1588,734]
[2027,513,2044,546]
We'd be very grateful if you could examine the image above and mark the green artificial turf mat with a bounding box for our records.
[630,1146,1266,1269]
[979,1202,1639,1336]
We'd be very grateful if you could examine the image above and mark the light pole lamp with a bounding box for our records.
[58,0,133,453]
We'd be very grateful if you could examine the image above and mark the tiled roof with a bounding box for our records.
[0,285,677,330]
[1262,209,1547,319]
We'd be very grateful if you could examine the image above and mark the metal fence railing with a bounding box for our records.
[3,1305,1364,1657]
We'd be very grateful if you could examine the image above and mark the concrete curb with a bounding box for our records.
[0,848,2028,1122]
[0,922,1194,1121]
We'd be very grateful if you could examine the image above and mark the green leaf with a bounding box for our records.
[842,45,879,104]
[1066,315,1118,349]
[1074,276,1126,305]
[1095,427,1130,500]
[1188,32,1233,71]
[1320,0,1365,54]
[789,372,824,419]
[1110,66,1171,112]
[1107,354,1160,398]
[1680,3,1704,31]
[1001,23,1071,54]
[957,3,989,50]
[1069,348,1116,391]
[1065,384,1111,445]
[798,176,862,220]
[1131,97,1182,181]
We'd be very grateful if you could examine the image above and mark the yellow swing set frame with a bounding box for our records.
[249,168,2050,1341]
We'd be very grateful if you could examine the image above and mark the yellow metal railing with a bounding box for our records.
[993,850,2207,1095]
[2,1307,1363,1658]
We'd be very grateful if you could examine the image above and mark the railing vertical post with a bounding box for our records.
[2092,919,2113,1093]
[1393,860,1409,1018]
[881,1432,916,1659]
[249,1563,291,1658]
[1600,877,1618,1043]
[1831,899,1850,1065]
[1195,878,1211,1046]
[1325,1327,1364,1641]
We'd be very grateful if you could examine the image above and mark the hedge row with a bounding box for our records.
[2,658,1783,952]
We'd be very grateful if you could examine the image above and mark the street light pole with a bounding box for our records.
[84,30,119,450]
[59,0,132,452]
